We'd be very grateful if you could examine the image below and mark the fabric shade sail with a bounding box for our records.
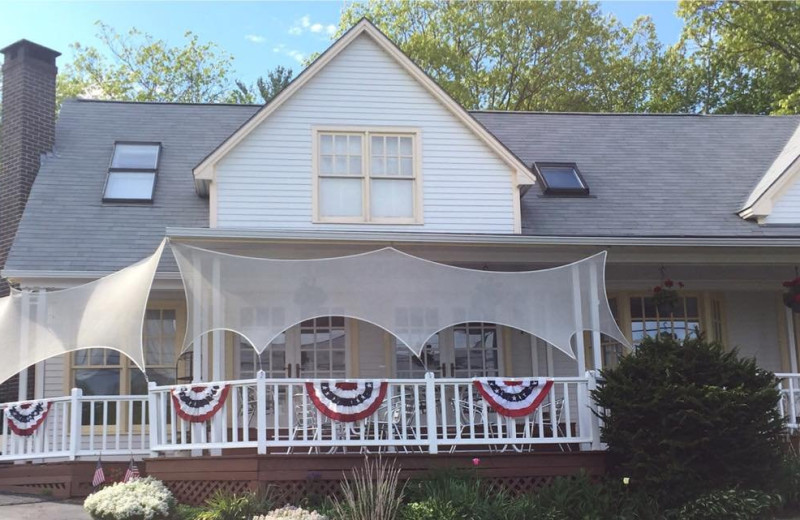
[0,240,165,385]
[172,244,630,359]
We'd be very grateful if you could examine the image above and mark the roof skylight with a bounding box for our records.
[534,162,589,195]
[104,142,161,202]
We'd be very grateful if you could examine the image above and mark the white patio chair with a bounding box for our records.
[448,395,492,454]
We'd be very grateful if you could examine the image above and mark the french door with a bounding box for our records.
[394,322,503,378]
[239,317,348,379]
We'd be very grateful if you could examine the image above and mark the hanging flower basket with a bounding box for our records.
[652,279,684,316]
[782,277,800,313]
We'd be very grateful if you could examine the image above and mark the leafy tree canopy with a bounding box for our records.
[338,0,693,113]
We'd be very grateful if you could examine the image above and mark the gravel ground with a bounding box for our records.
[0,492,90,520]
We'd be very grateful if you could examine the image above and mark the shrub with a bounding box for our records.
[671,488,782,520]
[254,505,328,520]
[400,500,460,520]
[592,335,784,508]
[332,456,404,520]
[83,476,175,520]
[195,489,274,520]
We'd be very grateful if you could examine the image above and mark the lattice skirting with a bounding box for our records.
[165,479,257,505]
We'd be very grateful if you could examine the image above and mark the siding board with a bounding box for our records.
[216,34,516,233]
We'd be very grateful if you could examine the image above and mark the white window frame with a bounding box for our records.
[312,126,423,224]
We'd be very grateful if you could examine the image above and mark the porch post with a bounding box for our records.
[786,307,798,373]
[18,290,31,401]
[68,387,82,460]
[210,258,224,456]
[589,263,603,372]
[424,371,438,454]
[191,253,204,383]
[256,370,267,455]
[147,381,160,457]
[571,269,590,450]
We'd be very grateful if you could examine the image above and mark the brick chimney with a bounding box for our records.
[0,40,59,401]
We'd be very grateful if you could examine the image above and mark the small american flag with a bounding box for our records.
[92,459,105,488]
[123,458,140,482]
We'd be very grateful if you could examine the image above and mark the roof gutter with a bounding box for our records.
[166,227,800,248]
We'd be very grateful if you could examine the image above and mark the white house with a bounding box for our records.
[1,20,800,501]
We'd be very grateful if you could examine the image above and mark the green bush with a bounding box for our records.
[592,335,784,508]
[671,488,782,520]
[400,500,460,520]
[194,489,274,520]
[84,477,176,520]
[332,456,404,520]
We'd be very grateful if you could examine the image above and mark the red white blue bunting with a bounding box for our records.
[6,400,51,436]
[473,378,554,418]
[171,384,229,423]
[306,380,388,422]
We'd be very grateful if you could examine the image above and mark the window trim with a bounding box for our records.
[533,162,589,196]
[312,126,423,224]
[102,141,162,203]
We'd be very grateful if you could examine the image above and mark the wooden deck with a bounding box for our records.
[0,451,606,504]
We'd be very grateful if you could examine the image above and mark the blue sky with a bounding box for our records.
[0,1,683,85]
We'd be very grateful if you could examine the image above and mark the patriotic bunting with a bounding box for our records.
[306,380,388,422]
[171,384,229,423]
[473,378,554,418]
[6,400,50,436]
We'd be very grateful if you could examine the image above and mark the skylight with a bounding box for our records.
[104,143,161,202]
[534,162,588,195]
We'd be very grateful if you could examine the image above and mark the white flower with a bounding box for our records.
[254,505,328,520]
[84,476,174,520]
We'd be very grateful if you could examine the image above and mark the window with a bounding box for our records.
[534,162,588,195]
[395,334,440,379]
[315,130,420,223]
[72,307,179,404]
[453,323,500,377]
[630,295,700,342]
[299,317,347,378]
[103,142,161,201]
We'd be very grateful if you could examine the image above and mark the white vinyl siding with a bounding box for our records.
[215,33,516,233]
[765,175,800,224]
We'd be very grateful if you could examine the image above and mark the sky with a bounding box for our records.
[0,1,684,85]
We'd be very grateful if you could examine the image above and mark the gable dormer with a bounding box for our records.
[194,20,535,234]
[739,121,800,224]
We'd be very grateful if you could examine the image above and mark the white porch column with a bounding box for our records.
[191,252,204,383]
[589,262,603,372]
[786,307,798,373]
[210,258,224,456]
[18,290,31,401]
[33,289,47,399]
[571,269,590,450]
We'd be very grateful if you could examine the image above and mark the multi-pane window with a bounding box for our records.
[453,323,500,378]
[240,332,287,379]
[630,296,700,342]
[601,298,624,369]
[104,142,160,202]
[299,317,347,378]
[316,131,418,223]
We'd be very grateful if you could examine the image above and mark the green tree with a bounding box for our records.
[338,0,690,113]
[228,65,294,104]
[57,21,237,105]
[678,0,800,114]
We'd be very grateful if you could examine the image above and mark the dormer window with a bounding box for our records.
[534,162,589,196]
[103,142,161,202]
[314,128,421,223]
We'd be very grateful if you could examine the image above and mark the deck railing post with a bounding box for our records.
[424,372,438,454]
[256,370,267,455]
[147,381,159,457]
[68,388,82,460]
[586,371,604,450]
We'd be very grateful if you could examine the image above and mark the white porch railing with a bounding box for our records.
[0,389,150,462]
[0,373,600,462]
[147,373,595,456]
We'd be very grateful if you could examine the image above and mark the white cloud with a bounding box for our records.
[287,50,305,63]
[288,15,336,38]
[245,34,266,44]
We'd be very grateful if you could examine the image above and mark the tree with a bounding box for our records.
[228,66,294,104]
[57,22,237,105]
[338,0,691,113]
[593,335,784,509]
[678,0,800,114]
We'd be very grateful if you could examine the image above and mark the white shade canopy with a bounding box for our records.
[172,244,630,359]
[0,240,165,385]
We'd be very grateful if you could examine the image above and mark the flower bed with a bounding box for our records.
[84,476,175,520]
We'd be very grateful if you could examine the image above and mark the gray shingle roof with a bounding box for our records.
[5,99,259,273]
[8,101,800,276]
[471,111,800,237]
